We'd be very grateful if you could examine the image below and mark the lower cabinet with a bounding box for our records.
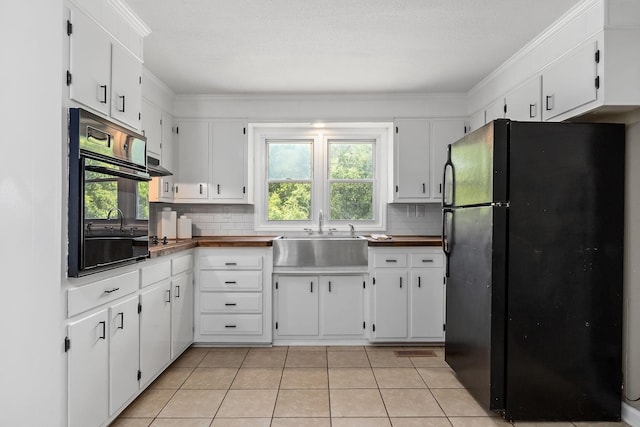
[370,247,445,342]
[274,274,365,339]
[66,250,194,427]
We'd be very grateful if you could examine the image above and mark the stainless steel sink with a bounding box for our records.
[273,236,368,267]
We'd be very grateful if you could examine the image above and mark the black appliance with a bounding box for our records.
[68,108,151,277]
[442,119,624,421]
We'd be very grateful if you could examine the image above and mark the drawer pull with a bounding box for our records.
[225,262,237,266]
[225,303,237,306]
[103,287,120,294]
[225,325,237,328]
[422,259,434,263]
[98,321,106,339]
[385,259,397,263]
[225,281,237,284]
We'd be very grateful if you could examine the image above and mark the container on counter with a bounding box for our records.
[177,215,192,239]
[158,207,177,239]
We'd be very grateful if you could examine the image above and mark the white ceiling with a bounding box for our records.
[126,0,582,95]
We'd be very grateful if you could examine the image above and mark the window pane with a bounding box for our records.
[329,143,373,179]
[268,142,312,180]
[268,182,311,220]
[137,181,149,220]
[330,182,373,220]
[84,181,118,219]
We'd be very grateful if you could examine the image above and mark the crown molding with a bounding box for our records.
[108,0,151,37]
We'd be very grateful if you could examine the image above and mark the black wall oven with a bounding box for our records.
[68,108,150,277]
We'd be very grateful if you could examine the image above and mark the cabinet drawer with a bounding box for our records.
[200,314,263,335]
[172,253,193,276]
[201,292,262,313]
[200,270,262,291]
[68,270,138,317]
[199,255,262,269]
[410,253,444,268]
[373,253,407,268]
[140,260,171,288]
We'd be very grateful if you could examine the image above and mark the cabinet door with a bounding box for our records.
[321,276,364,336]
[68,7,111,115]
[142,100,162,157]
[109,295,140,415]
[67,309,109,427]
[394,119,430,200]
[175,121,209,200]
[275,276,319,336]
[468,110,485,132]
[430,120,465,200]
[372,271,408,339]
[485,98,506,123]
[171,272,194,359]
[410,270,445,339]
[542,41,598,121]
[162,112,175,171]
[211,120,247,201]
[110,44,142,129]
[505,76,542,122]
[139,280,171,386]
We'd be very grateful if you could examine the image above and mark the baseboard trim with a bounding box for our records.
[623,402,640,427]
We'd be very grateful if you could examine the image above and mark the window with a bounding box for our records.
[252,123,391,232]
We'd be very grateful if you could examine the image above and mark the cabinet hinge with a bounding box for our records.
[395,126,399,134]
[137,370,142,381]
[372,324,376,332]
[275,321,278,330]
[66,70,72,86]
[275,281,278,290]
[595,76,600,89]
[66,20,73,36]
[503,104,507,114]
[64,336,70,352]
[595,49,600,63]
[363,321,366,329]
[138,302,142,313]
[372,277,376,285]
[443,324,446,331]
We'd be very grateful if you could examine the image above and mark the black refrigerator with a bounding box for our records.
[442,119,624,421]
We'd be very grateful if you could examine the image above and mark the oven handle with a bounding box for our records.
[85,165,151,182]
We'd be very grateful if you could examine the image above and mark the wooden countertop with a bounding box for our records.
[149,235,443,257]
[363,235,442,247]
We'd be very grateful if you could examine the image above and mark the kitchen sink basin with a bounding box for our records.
[273,235,368,267]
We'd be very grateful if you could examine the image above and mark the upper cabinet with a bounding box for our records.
[144,101,176,203]
[67,4,148,130]
[174,119,248,204]
[468,0,640,125]
[391,118,465,203]
[141,100,163,157]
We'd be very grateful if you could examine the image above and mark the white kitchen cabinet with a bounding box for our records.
[468,110,485,133]
[67,309,109,427]
[196,248,273,343]
[409,252,446,340]
[275,275,319,336]
[371,270,408,340]
[542,41,598,121]
[108,295,140,415]
[485,97,506,123]
[67,5,142,130]
[175,121,209,200]
[139,279,171,386]
[369,247,446,343]
[149,112,176,203]
[211,120,247,201]
[430,120,466,200]
[68,7,111,116]
[110,44,142,129]
[171,271,194,359]
[505,76,542,122]
[320,275,365,336]
[392,119,431,201]
[142,100,162,157]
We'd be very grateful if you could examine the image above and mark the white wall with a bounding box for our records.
[0,0,64,425]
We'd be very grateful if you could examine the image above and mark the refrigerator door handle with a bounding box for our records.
[442,145,455,208]
[442,208,453,277]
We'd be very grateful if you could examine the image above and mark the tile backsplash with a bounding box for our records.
[150,203,442,237]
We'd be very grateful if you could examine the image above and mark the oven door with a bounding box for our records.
[69,157,150,276]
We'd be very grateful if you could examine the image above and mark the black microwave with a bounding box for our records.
[68,108,151,277]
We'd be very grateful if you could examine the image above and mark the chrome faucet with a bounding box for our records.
[318,209,324,234]
[107,207,125,231]
[348,223,355,237]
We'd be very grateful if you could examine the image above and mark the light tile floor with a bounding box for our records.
[111,346,630,427]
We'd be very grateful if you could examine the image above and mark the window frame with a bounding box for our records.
[251,123,391,233]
